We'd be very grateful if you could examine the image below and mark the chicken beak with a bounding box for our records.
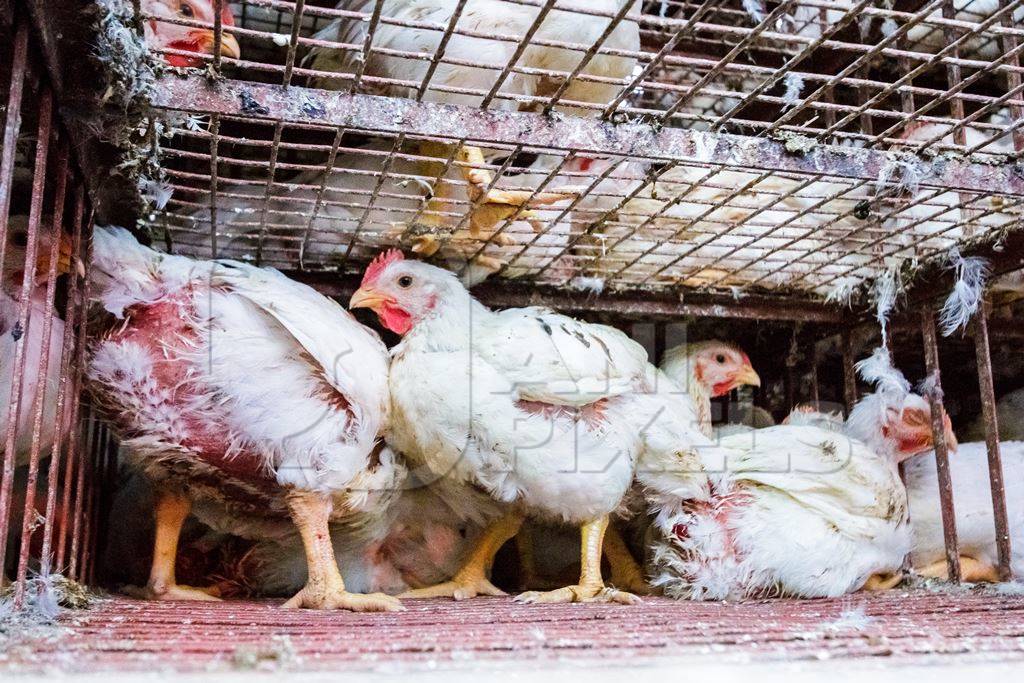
[349,287,387,312]
[735,365,761,389]
[196,30,241,60]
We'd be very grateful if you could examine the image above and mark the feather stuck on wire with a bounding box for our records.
[938,249,990,336]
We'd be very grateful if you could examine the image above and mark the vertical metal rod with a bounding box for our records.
[63,222,94,577]
[13,138,68,605]
[208,114,221,258]
[69,408,98,580]
[0,89,52,579]
[0,21,29,265]
[841,328,858,415]
[999,0,1024,151]
[809,345,820,407]
[40,184,86,568]
[920,307,962,583]
[972,301,1014,581]
[212,0,224,72]
[653,321,666,366]
[282,0,307,88]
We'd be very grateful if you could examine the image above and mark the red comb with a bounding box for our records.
[362,249,404,286]
[221,4,236,27]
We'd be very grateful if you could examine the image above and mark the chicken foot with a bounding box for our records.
[416,142,574,238]
[516,516,641,605]
[604,523,650,595]
[400,511,524,600]
[861,571,904,591]
[283,489,403,611]
[917,556,1001,583]
[139,490,222,601]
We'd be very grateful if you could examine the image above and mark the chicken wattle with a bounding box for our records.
[350,249,710,604]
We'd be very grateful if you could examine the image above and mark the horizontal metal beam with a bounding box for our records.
[149,76,1024,197]
[288,272,846,323]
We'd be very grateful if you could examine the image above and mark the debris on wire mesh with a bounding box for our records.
[569,276,605,295]
[824,605,875,632]
[782,72,805,107]
[939,250,990,336]
[93,0,157,108]
[871,269,900,346]
[0,569,95,630]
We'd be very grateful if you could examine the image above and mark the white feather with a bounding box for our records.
[939,250,990,336]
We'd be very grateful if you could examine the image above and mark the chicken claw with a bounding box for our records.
[138,490,224,602]
[400,512,523,601]
[283,584,404,612]
[400,576,506,601]
[458,145,576,237]
[285,488,404,612]
[860,571,903,591]
[515,516,641,606]
[515,585,640,605]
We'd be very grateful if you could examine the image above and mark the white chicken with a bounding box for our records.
[86,227,403,611]
[567,158,875,297]
[350,249,711,603]
[646,350,954,599]
[140,0,240,67]
[904,440,1024,581]
[305,1,639,239]
[0,217,73,469]
[660,339,762,437]
[903,0,1020,61]
[187,141,581,286]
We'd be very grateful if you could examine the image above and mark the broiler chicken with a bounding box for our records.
[647,351,955,599]
[905,440,1024,582]
[350,249,711,604]
[1,217,74,469]
[86,227,403,611]
[305,1,639,238]
[141,0,241,66]
[194,141,581,287]
[660,339,762,438]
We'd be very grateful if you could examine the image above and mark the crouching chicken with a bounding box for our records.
[647,350,953,599]
[86,227,402,611]
[351,250,709,604]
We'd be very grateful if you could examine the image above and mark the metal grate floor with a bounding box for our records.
[4,591,1024,674]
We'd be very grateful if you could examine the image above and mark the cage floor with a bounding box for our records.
[3,590,1024,675]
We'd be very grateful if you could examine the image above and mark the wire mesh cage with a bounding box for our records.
[0,0,1023,671]
[0,16,110,607]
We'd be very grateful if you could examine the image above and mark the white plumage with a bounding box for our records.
[904,441,1024,579]
[86,227,404,610]
[308,1,640,115]
[352,251,710,602]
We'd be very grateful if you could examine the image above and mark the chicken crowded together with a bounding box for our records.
[2,0,1023,613]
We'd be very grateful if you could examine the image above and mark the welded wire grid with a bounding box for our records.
[135,0,1024,298]
[0,19,108,606]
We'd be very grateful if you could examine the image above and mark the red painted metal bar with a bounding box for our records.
[39,183,86,569]
[920,307,962,584]
[146,78,1024,197]
[972,301,1014,581]
[13,135,67,606]
[57,216,93,573]
[0,19,27,241]
[0,84,52,578]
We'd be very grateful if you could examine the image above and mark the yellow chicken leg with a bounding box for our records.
[140,490,221,601]
[861,571,903,591]
[603,523,650,595]
[283,489,403,611]
[917,556,1001,583]
[457,145,575,237]
[401,512,524,600]
[516,516,641,605]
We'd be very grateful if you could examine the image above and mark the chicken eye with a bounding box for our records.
[397,275,413,288]
[715,354,726,364]
[11,232,28,248]
[179,2,194,18]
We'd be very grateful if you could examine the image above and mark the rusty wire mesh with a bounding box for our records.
[0,17,107,606]
[124,0,1024,300]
